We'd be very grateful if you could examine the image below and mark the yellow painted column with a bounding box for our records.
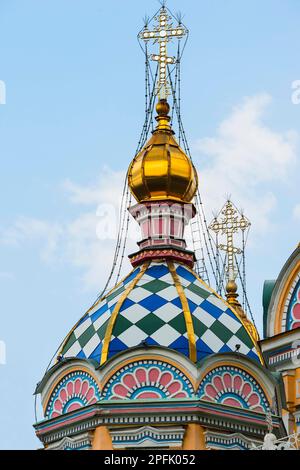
[92,426,113,450]
[282,370,296,434]
[182,423,206,450]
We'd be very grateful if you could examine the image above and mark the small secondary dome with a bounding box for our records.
[128,100,198,203]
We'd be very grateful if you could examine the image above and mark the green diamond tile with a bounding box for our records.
[96,318,110,340]
[135,313,165,335]
[106,285,125,303]
[192,317,208,338]
[77,324,96,348]
[62,331,77,353]
[141,279,171,294]
[168,313,187,334]
[112,315,133,336]
[210,320,232,343]
[235,326,255,349]
[186,282,210,300]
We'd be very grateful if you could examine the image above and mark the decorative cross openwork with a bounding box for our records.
[138,5,187,99]
[209,200,251,281]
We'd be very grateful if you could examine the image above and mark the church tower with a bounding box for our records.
[34,3,286,450]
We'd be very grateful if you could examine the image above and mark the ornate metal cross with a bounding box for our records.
[139,5,187,99]
[209,200,251,281]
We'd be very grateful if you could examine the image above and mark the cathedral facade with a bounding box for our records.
[33,4,300,451]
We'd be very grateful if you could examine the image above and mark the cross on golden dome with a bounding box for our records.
[209,200,251,282]
[138,5,187,99]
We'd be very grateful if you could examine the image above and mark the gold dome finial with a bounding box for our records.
[226,280,243,311]
[156,99,170,116]
[127,99,198,203]
[154,99,172,133]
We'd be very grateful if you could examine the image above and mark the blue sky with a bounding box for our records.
[0,0,299,449]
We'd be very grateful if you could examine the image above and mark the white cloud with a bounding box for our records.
[63,166,126,207]
[1,217,63,263]
[1,168,138,291]
[193,94,298,236]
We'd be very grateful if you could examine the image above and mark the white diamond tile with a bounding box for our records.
[218,312,241,333]
[184,331,199,342]
[153,302,182,322]
[127,287,152,303]
[156,285,179,302]
[118,325,147,347]
[151,324,180,346]
[87,299,106,318]
[136,274,157,286]
[119,303,150,324]
[206,294,228,312]
[93,310,111,331]
[74,318,92,339]
[82,333,100,357]
[226,335,250,355]
[158,272,174,284]
[184,288,205,306]
[64,340,82,358]
[107,291,125,309]
[201,329,224,352]
[193,307,215,328]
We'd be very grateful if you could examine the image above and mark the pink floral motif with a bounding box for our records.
[199,368,268,413]
[291,293,300,329]
[108,366,189,400]
[48,375,99,419]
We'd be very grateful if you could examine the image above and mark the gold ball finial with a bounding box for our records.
[226,279,247,319]
[156,99,170,117]
[226,279,238,295]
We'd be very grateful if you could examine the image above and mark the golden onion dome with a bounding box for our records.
[128,100,198,203]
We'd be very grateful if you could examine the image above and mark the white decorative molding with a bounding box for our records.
[110,426,185,448]
[269,347,300,366]
[205,431,261,450]
[46,432,92,450]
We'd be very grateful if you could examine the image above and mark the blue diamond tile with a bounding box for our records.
[146,265,169,279]
[187,299,197,313]
[176,266,196,283]
[90,343,102,362]
[124,268,140,285]
[201,299,223,319]
[219,344,232,353]
[224,307,240,321]
[144,336,160,346]
[140,294,167,311]
[91,302,109,322]
[171,297,182,309]
[119,298,135,312]
[197,350,209,362]
[169,336,189,357]
[247,349,259,361]
[108,337,128,357]
[76,349,86,359]
[77,314,89,326]
[196,338,214,355]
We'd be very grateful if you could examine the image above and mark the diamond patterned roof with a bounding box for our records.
[59,261,261,365]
